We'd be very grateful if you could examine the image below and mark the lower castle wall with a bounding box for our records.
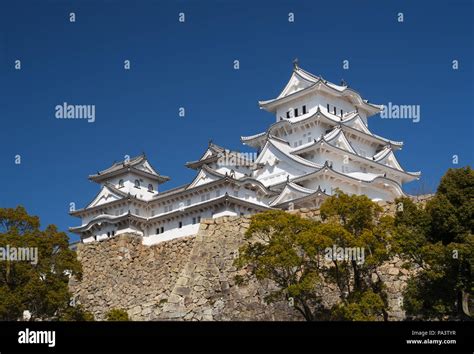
[70,198,432,321]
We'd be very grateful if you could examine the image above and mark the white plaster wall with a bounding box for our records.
[275,92,355,122]
[143,223,200,245]
[106,173,158,200]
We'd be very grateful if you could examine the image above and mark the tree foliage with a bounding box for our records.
[395,167,473,320]
[235,191,394,321]
[319,191,393,320]
[234,210,327,320]
[106,308,130,321]
[0,206,83,320]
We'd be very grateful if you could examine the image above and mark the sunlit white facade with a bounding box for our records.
[70,63,420,244]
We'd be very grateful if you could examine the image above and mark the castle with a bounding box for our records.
[70,62,420,244]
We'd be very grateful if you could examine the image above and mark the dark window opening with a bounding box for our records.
[340,109,343,117]
[197,216,201,223]
[333,107,337,115]
[134,179,140,188]
[107,232,110,237]
[327,104,330,112]
[294,108,298,117]
[302,105,307,114]
[192,217,196,224]
[286,111,290,118]
[112,231,115,236]
[160,227,164,233]
[178,221,183,228]
[148,184,154,192]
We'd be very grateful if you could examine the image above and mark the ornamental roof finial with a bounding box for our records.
[293,58,299,70]
[208,139,213,147]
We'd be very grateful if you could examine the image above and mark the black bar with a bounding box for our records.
[0,321,472,353]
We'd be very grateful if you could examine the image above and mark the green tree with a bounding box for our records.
[395,167,473,320]
[0,206,83,320]
[319,190,394,320]
[59,304,95,321]
[234,210,330,321]
[234,191,395,321]
[106,308,130,321]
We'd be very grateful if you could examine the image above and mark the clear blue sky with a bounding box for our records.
[0,0,472,242]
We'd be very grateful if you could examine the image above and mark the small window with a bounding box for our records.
[107,232,110,237]
[156,228,160,234]
[118,179,124,188]
[340,109,343,117]
[333,107,337,115]
[327,104,330,112]
[197,216,201,223]
[148,184,154,192]
[161,226,164,233]
[192,217,196,225]
[134,179,140,188]
[294,108,298,117]
[112,231,115,236]
[178,221,183,229]
[286,111,290,119]
[303,105,307,114]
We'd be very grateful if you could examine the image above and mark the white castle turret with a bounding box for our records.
[71,62,420,244]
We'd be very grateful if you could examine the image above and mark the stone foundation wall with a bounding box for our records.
[71,198,430,321]
[158,216,301,321]
[70,235,195,320]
